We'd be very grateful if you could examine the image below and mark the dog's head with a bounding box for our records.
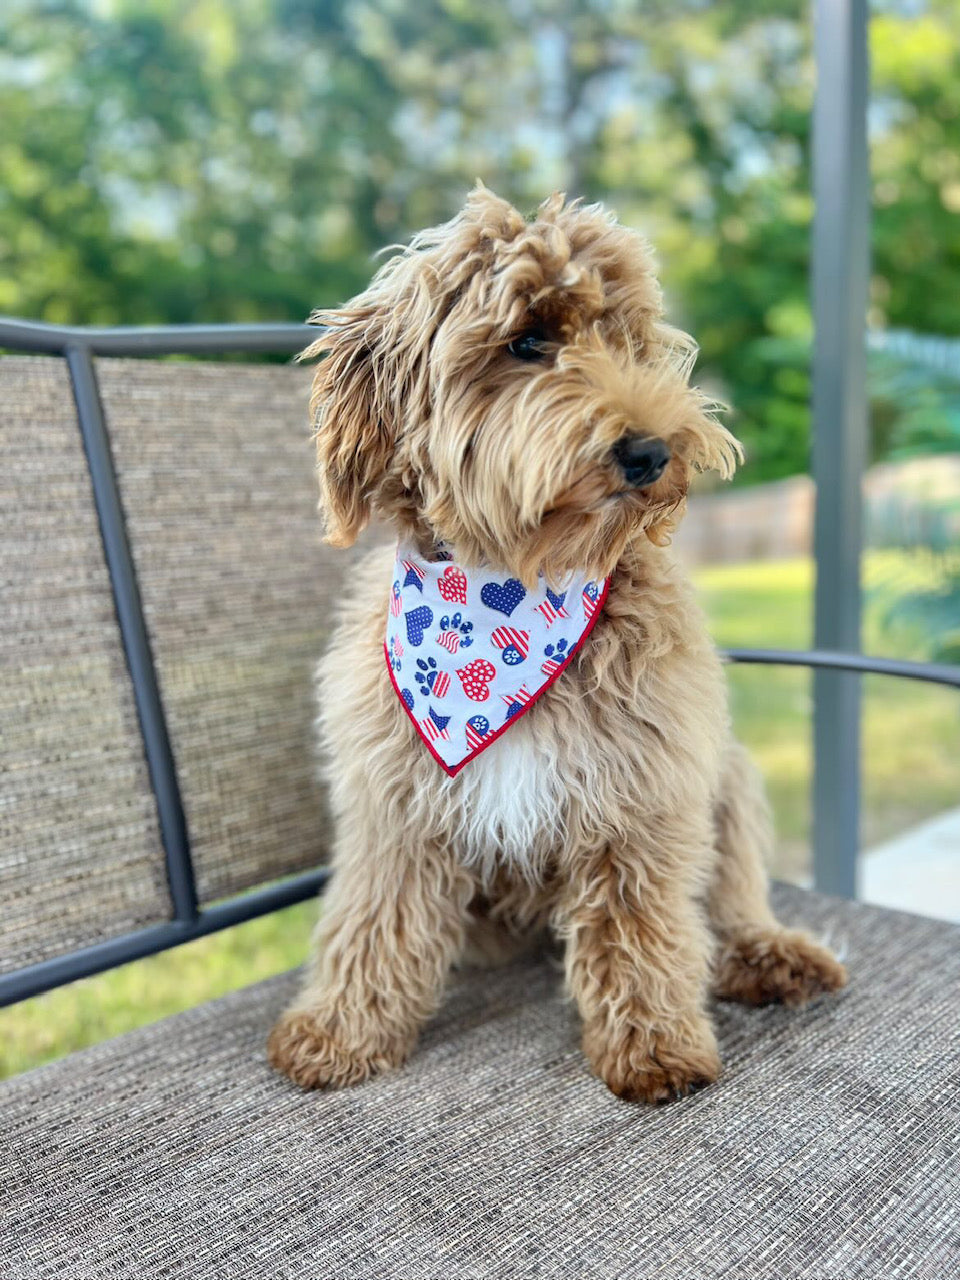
[305,187,740,584]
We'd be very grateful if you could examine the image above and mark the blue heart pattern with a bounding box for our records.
[480,578,526,617]
[405,605,433,646]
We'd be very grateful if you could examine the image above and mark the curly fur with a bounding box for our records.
[267,187,846,1104]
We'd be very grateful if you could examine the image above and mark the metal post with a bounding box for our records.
[811,0,870,897]
[66,343,199,923]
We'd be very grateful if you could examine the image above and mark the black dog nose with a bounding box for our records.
[612,436,671,489]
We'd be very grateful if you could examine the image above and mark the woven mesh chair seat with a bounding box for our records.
[2,885,958,1280]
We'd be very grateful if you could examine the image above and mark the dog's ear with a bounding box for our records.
[303,242,443,547]
[301,300,396,549]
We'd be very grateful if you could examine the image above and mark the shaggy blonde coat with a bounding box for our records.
[268,189,845,1104]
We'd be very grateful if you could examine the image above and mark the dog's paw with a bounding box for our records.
[267,1011,402,1090]
[585,1017,721,1106]
[713,926,847,1008]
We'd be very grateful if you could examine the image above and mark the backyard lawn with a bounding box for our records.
[3,554,957,1080]
[699,555,960,880]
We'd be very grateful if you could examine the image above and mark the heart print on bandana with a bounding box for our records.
[456,658,497,701]
[437,565,468,605]
[404,605,433,647]
[480,578,526,617]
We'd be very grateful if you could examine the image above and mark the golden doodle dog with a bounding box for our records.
[268,187,846,1104]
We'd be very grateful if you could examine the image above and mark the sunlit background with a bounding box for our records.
[2,0,958,1073]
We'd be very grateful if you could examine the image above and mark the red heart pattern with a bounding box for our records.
[437,565,468,605]
[456,658,497,701]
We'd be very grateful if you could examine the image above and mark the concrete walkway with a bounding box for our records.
[861,807,960,924]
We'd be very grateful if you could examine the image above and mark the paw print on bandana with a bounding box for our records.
[437,612,474,655]
[415,656,437,696]
[389,633,404,672]
[582,580,603,625]
[541,638,569,676]
[415,656,451,699]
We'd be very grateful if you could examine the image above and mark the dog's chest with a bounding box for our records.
[448,716,566,883]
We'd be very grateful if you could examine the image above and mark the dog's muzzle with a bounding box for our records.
[612,435,671,489]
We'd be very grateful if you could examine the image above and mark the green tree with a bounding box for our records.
[2,0,959,484]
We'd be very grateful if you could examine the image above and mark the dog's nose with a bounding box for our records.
[611,436,671,489]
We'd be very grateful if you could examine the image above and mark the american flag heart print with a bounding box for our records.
[465,715,491,751]
[582,582,601,625]
[490,627,530,658]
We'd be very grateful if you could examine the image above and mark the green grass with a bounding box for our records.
[699,555,960,880]
[0,900,318,1080]
[698,559,814,876]
[3,553,957,1081]
[697,557,813,649]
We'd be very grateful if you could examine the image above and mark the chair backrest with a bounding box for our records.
[6,335,956,1002]
[1,351,355,989]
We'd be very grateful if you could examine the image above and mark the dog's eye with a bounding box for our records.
[507,330,550,362]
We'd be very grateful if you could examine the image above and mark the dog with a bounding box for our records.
[267,187,846,1104]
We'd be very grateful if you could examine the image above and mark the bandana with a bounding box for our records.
[384,543,609,776]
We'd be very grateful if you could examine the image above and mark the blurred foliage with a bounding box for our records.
[868,542,960,662]
[869,352,960,459]
[2,0,960,480]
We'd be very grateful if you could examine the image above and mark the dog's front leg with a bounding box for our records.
[557,820,720,1105]
[268,835,473,1090]
[710,740,847,1006]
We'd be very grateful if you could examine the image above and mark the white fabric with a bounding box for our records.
[384,543,609,775]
